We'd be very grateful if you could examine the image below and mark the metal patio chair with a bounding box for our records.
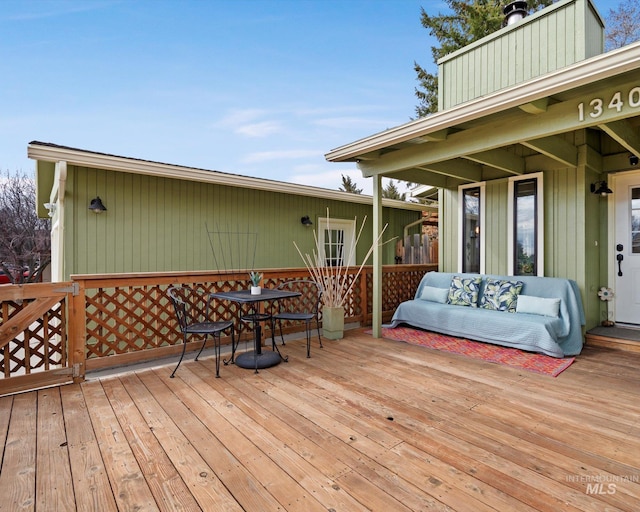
[168,285,234,378]
[272,279,323,358]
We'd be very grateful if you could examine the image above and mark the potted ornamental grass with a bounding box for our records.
[294,209,391,339]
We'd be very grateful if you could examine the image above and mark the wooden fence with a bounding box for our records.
[0,264,435,395]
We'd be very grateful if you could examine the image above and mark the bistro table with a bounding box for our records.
[211,288,301,371]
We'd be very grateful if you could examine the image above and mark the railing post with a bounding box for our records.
[68,278,87,383]
[360,268,369,326]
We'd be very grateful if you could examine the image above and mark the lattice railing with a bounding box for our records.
[0,283,73,395]
[0,297,66,377]
[0,264,435,393]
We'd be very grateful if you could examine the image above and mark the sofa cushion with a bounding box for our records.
[447,276,482,307]
[420,286,449,303]
[516,295,561,317]
[479,278,523,312]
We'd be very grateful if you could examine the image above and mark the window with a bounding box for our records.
[508,173,543,276]
[317,217,356,266]
[458,183,485,273]
[632,187,640,254]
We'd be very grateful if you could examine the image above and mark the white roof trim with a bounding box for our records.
[325,41,640,162]
[27,142,427,212]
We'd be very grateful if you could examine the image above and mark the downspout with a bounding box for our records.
[51,161,67,282]
[403,217,424,239]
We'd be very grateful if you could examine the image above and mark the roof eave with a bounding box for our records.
[27,142,427,211]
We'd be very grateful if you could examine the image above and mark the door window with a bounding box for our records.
[317,218,356,266]
[631,187,640,254]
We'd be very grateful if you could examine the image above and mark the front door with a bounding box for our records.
[614,172,640,325]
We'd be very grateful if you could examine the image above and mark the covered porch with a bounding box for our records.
[2,329,639,511]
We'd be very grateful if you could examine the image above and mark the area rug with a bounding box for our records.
[373,326,575,377]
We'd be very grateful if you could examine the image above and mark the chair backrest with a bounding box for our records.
[168,285,210,332]
[275,280,322,314]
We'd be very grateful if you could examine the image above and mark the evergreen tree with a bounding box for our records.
[338,174,363,194]
[382,180,406,201]
[414,0,554,117]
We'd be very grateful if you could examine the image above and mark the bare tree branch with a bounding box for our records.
[605,0,640,51]
[0,170,51,283]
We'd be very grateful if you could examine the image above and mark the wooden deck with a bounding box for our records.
[1,329,639,511]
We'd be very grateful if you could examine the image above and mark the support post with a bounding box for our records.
[372,175,383,338]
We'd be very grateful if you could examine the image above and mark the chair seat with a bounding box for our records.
[273,312,314,322]
[184,320,233,334]
[241,313,271,322]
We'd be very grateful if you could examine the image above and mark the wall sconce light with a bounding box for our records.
[630,154,639,166]
[590,181,612,196]
[89,196,107,213]
[301,215,313,227]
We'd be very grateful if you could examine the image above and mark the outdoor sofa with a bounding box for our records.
[386,271,585,358]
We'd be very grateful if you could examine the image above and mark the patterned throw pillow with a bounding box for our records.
[447,276,482,307]
[479,278,524,312]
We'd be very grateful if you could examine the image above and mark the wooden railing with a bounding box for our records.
[0,264,435,394]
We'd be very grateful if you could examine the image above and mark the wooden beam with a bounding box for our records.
[419,128,450,142]
[598,119,640,157]
[388,168,468,188]
[464,149,525,175]
[418,160,483,182]
[521,135,578,168]
[519,97,549,114]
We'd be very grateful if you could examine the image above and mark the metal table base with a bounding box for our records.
[235,350,282,369]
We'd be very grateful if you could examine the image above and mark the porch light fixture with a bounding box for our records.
[630,154,639,166]
[89,196,107,213]
[301,215,313,226]
[590,181,612,196]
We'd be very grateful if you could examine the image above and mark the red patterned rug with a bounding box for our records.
[373,326,575,377]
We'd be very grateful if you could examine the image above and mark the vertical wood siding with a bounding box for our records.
[64,166,421,277]
[484,180,508,275]
[439,0,603,110]
[440,188,458,273]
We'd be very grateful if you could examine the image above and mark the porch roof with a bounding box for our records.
[325,41,640,188]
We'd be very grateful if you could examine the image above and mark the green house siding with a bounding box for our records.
[438,0,604,110]
[63,165,420,277]
[484,180,509,275]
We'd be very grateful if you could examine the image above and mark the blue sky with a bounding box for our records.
[0,0,620,195]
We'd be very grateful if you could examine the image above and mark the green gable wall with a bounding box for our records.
[438,0,604,110]
[61,165,421,278]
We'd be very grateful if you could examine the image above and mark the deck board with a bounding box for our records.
[1,328,639,511]
[35,389,75,511]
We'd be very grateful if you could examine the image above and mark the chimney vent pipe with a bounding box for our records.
[503,1,528,25]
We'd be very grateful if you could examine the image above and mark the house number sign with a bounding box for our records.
[578,87,640,121]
